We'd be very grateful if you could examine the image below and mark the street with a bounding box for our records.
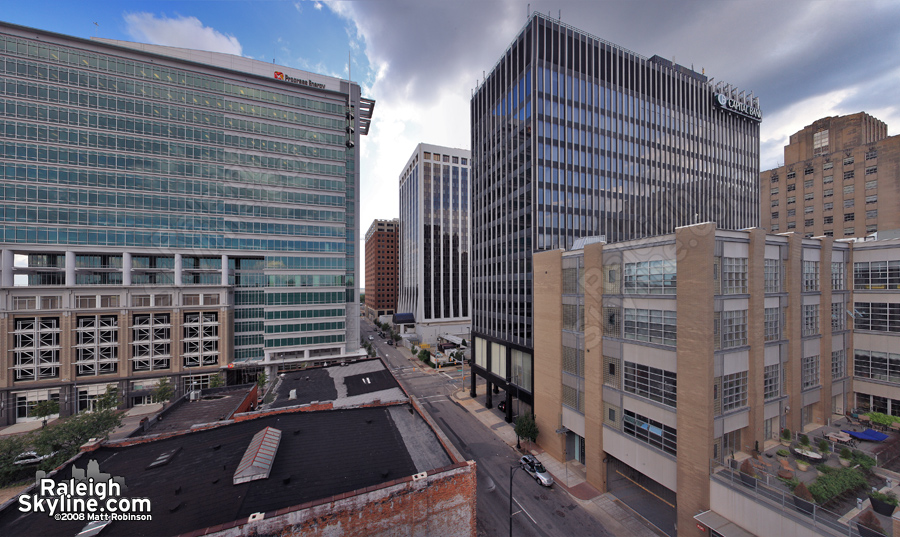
[360,318,613,537]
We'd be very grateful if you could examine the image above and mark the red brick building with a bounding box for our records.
[365,219,399,320]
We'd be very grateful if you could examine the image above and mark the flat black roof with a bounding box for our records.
[269,359,405,409]
[0,406,433,537]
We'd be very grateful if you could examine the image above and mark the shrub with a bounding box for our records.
[852,452,876,471]
[794,481,815,502]
[857,509,886,535]
[739,459,757,478]
[799,434,810,446]
[808,467,867,504]
[865,411,900,429]
[869,489,899,507]
[781,428,792,441]
[840,447,852,460]
[778,476,799,490]
[777,449,790,457]
[818,439,830,453]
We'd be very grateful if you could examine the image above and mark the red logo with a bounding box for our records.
[274,71,284,80]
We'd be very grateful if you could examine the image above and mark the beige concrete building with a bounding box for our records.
[762,112,900,239]
[533,223,900,536]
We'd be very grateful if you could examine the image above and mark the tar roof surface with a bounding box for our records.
[0,407,421,537]
[269,359,405,409]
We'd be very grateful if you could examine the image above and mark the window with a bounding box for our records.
[771,212,779,220]
[866,194,877,204]
[866,149,877,160]
[854,349,900,383]
[865,180,877,191]
[832,349,846,379]
[824,175,833,184]
[803,261,819,291]
[183,312,219,367]
[131,314,171,372]
[12,318,61,381]
[866,166,877,175]
[787,209,796,217]
[623,362,677,408]
[787,172,796,180]
[764,259,781,293]
[771,199,780,207]
[823,161,834,170]
[844,199,855,208]
[843,185,855,195]
[787,222,796,229]
[772,224,780,231]
[562,304,583,332]
[853,261,900,290]
[805,206,814,214]
[805,219,814,227]
[844,170,855,180]
[829,303,845,333]
[764,307,781,341]
[802,304,819,336]
[824,189,833,198]
[132,295,151,307]
[722,258,748,294]
[843,156,854,166]
[623,260,676,294]
[75,316,118,377]
[804,168,814,177]
[832,262,844,290]
[866,210,877,219]
[844,213,855,222]
[853,302,900,332]
[770,174,779,183]
[787,183,796,192]
[623,309,677,346]
[771,187,779,196]
[722,371,748,411]
[722,310,748,348]
[787,196,796,205]
[623,410,677,456]
[801,355,820,389]
[824,202,833,211]
[804,193,814,201]
[844,227,855,236]
[764,364,781,400]
[814,130,829,155]
[867,225,878,233]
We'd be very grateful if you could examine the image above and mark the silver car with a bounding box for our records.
[519,455,553,487]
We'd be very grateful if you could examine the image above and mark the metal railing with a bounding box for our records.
[709,459,864,537]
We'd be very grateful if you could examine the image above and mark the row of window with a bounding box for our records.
[854,349,900,384]
[854,261,900,290]
[623,361,677,408]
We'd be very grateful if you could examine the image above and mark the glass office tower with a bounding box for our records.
[0,22,373,424]
[470,13,760,418]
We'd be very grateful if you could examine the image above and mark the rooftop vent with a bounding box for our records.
[233,427,282,485]
[146,447,182,470]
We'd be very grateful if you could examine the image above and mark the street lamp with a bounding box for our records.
[509,465,522,537]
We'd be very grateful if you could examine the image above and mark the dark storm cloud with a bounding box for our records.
[334,0,900,123]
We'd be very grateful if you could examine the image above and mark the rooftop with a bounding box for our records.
[268,359,406,410]
[0,404,453,537]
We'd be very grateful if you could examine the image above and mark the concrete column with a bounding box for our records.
[1,249,13,288]
[174,254,182,286]
[221,254,228,286]
[747,228,767,452]
[65,251,75,286]
[533,248,566,465]
[122,253,131,286]
[583,241,606,492]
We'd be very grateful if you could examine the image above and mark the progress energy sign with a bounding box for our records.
[715,93,762,121]
[274,70,327,90]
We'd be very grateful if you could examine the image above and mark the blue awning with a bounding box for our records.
[392,313,415,324]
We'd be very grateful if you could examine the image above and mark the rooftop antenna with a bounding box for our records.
[348,50,351,82]
[92,22,99,38]
[527,3,530,19]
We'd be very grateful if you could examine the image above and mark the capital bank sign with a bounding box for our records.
[715,93,762,121]
[274,71,326,90]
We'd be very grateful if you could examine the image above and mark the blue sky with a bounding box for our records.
[4,1,900,288]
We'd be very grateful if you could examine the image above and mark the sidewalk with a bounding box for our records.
[453,384,663,537]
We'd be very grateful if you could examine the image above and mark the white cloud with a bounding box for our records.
[123,13,242,55]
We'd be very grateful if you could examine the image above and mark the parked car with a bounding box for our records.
[368,335,374,340]
[387,340,394,346]
[519,455,553,487]
[13,450,58,466]
[497,400,507,412]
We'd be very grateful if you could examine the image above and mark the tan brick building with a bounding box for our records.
[364,219,399,320]
[761,113,900,239]
[533,223,900,536]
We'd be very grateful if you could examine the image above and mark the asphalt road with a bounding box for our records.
[360,319,612,537]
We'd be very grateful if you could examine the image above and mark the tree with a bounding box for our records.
[32,399,59,428]
[153,377,174,404]
[0,434,33,486]
[95,385,120,411]
[514,414,539,447]
[256,371,268,390]
[418,349,431,363]
[32,406,123,470]
[392,332,401,342]
[208,373,224,389]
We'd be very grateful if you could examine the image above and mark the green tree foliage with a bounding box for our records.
[514,414,539,444]
[256,371,267,389]
[808,467,867,504]
[31,399,59,427]
[153,377,174,404]
[418,349,431,363]
[32,407,123,470]
[208,373,223,389]
[0,434,33,486]
[95,385,120,411]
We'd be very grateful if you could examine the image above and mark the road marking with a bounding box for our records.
[615,470,675,508]
[513,498,537,525]
[441,372,454,380]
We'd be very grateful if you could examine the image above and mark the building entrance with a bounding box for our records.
[605,456,677,537]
